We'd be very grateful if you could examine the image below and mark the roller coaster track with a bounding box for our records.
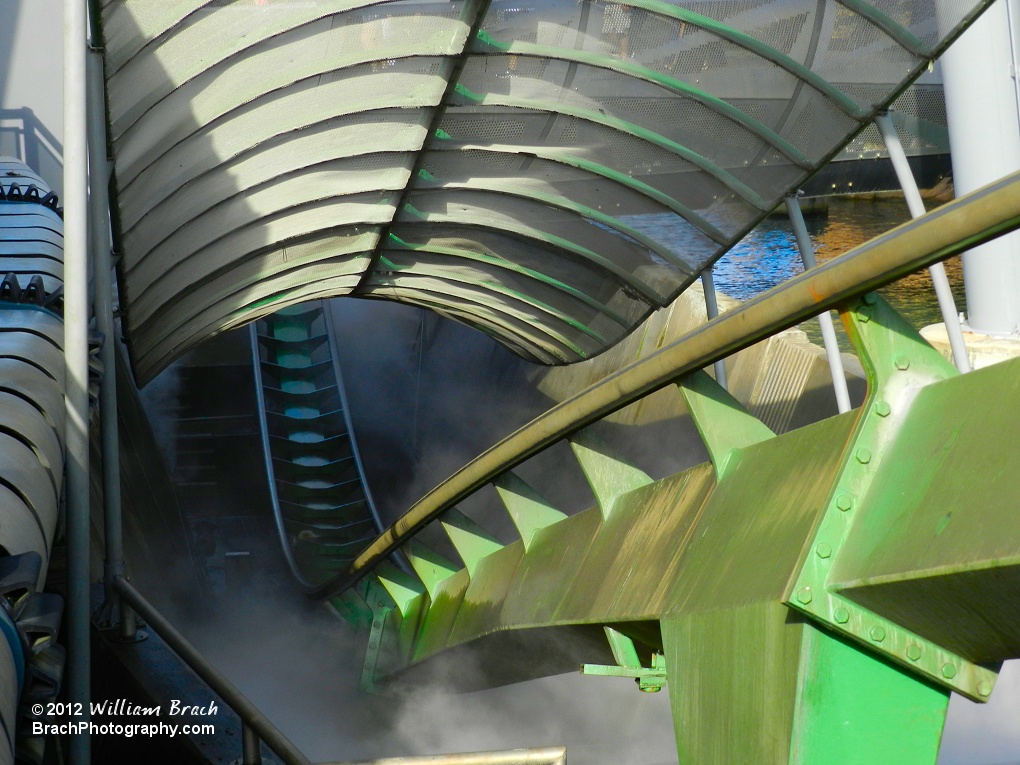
[312,172,1020,764]
[251,302,386,591]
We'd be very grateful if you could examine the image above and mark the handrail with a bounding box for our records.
[113,576,313,765]
[310,167,1020,601]
[114,576,565,765]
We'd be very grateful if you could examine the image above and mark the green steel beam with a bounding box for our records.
[678,369,775,478]
[492,472,568,550]
[310,167,1020,602]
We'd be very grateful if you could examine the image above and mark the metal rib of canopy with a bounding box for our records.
[102,0,991,384]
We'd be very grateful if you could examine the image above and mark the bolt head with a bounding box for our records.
[874,400,891,417]
[815,543,832,559]
[942,663,957,679]
[894,356,910,370]
[835,495,853,512]
[870,626,886,642]
[858,306,872,323]
[834,607,850,624]
[978,681,992,697]
[856,448,872,464]
[796,587,813,605]
[863,292,879,305]
[906,645,922,661]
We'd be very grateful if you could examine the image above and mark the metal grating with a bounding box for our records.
[100,0,995,383]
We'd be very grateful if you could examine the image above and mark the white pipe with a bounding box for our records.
[786,196,851,413]
[875,113,972,372]
[700,267,728,389]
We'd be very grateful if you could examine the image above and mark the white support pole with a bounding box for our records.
[940,0,1020,336]
[700,267,728,389]
[875,112,972,372]
[786,196,852,413]
[64,0,92,762]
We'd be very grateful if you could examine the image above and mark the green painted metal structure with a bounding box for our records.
[89,0,1020,761]
[328,175,1020,764]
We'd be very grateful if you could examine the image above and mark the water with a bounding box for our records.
[712,196,966,347]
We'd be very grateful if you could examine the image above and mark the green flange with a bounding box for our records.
[786,294,998,701]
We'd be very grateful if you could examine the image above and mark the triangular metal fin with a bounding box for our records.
[440,508,503,576]
[402,539,460,599]
[375,561,426,616]
[568,428,653,517]
[493,472,567,549]
[679,369,775,478]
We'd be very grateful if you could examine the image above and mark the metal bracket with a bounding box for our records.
[786,293,997,701]
[581,654,667,693]
[359,580,394,693]
[581,627,667,692]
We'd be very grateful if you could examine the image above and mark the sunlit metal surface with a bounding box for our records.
[102,0,992,383]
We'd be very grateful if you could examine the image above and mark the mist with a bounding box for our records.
[136,301,1018,765]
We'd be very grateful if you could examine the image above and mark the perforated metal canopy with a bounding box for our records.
[102,0,990,384]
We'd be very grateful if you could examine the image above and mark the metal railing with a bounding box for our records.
[112,576,566,765]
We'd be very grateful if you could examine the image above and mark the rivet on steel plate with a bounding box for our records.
[874,400,891,417]
[942,663,957,679]
[835,495,853,512]
[834,607,850,624]
[796,587,812,605]
[870,626,886,642]
[856,448,872,464]
[815,543,832,559]
[894,356,910,370]
[978,681,992,697]
[906,645,922,661]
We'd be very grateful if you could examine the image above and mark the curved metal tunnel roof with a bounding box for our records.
[101,0,991,384]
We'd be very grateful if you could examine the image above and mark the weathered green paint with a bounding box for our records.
[403,539,460,599]
[831,354,1020,665]
[492,472,567,550]
[787,295,998,700]
[372,412,852,677]
[678,369,775,478]
[583,628,667,692]
[350,295,1020,762]
[441,508,503,576]
[568,428,654,517]
[375,561,425,617]
[663,606,948,765]
[604,626,641,668]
